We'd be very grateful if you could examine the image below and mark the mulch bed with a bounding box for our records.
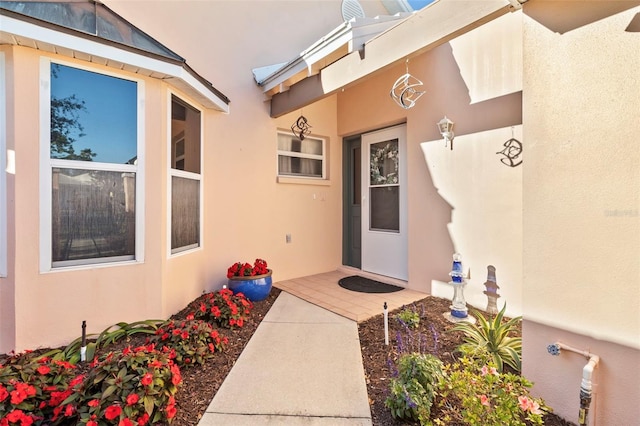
[357,295,575,426]
[2,287,574,425]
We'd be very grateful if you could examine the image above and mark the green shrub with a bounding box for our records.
[451,304,522,372]
[192,289,253,328]
[151,318,227,367]
[432,355,548,426]
[395,307,420,329]
[385,353,443,423]
[67,344,181,425]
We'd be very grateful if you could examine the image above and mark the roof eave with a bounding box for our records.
[269,0,521,117]
[254,13,412,98]
[0,9,229,112]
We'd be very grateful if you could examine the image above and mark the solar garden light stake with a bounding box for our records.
[80,320,87,362]
[383,302,389,346]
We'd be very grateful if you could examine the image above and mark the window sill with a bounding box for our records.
[277,176,331,186]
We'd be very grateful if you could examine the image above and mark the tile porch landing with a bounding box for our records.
[273,266,428,322]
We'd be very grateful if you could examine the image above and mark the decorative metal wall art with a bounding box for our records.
[390,60,425,109]
[291,115,312,140]
[496,138,523,167]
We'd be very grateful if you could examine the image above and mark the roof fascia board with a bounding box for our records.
[1,13,229,112]
[270,0,514,117]
[257,20,354,91]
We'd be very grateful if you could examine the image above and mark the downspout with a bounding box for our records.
[547,342,600,426]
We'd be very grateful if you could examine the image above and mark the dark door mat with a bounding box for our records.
[338,275,404,293]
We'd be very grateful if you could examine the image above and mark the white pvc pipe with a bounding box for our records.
[553,342,600,426]
[581,355,600,393]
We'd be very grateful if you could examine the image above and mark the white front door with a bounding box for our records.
[361,125,408,280]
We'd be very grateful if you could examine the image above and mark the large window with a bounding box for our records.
[170,95,201,254]
[42,61,141,269]
[277,132,326,179]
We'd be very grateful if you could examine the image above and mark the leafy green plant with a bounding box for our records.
[451,304,522,372]
[395,307,420,329]
[431,354,548,426]
[35,319,164,365]
[385,353,443,423]
[192,289,253,328]
[0,351,84,424]
[66,344,182,425]
[151,318,228,367]
[94,320,165,349]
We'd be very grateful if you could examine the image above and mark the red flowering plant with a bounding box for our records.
[226,258,269,278]
[192,289,253,329]
[0,351,83,425]
[68,344,182,425]
[150,318,228,367]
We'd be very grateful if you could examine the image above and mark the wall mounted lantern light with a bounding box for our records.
[437,116,455,150]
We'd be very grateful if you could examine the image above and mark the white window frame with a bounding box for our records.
[39,58,145,272]
[0,52,7,277]
[276,131,327,180]
[167,91,203,257]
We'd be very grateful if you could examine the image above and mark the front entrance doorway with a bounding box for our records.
[343,124,408,281]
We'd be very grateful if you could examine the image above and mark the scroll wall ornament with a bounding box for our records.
[390,60,425,109]
[496,132,523,167]
[291,115,312,140]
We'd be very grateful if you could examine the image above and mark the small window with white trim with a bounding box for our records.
[170,95,201,254]
[277,131,326,179]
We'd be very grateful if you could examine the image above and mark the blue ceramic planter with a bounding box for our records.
[227,270,273,301]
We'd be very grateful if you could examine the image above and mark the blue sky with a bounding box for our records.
[408,0,436,11]
[51,64,137,164]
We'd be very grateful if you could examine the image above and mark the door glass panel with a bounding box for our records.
[370,186,399,232]
[369,139,398,185]
[369,138,400,233]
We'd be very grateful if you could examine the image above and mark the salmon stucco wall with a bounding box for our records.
[0,46,16,352]
[337,11,524,318]
[522,3,640,424]
[2,1,350,352]
[104,0,346,290]
[4,48,166,351]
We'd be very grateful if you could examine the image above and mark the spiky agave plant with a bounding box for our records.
[451,304,522,372]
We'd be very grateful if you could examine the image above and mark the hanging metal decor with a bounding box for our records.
[390,60,425,109]
[496,138,523,167]
[291,115,312,140]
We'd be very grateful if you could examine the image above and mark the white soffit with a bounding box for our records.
[268,0,522,117]
[0,13,229,112]
[253,13,412,98]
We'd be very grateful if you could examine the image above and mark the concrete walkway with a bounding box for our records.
[198,291,373,425]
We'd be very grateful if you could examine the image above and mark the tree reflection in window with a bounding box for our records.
[49,63,138,266]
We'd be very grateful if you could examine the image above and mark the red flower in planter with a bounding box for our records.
[227,258,269,278]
